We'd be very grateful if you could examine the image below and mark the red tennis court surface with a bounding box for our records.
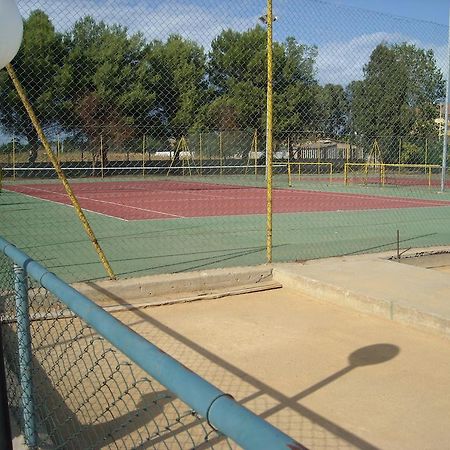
[6,180,450,220]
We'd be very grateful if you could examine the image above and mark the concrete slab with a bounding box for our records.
[55,246,450,448]
[22,249,449,449]
[273,249,450,339]
[72,265,277,308]
[398,251,450,274]
[112,287,450,450]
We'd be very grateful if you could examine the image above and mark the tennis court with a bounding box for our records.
[3,173,450,283]
[5,179,450,221]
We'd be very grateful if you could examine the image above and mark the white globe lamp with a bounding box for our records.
[0,0,23,69]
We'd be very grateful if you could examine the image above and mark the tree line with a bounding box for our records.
[0,10,445,163]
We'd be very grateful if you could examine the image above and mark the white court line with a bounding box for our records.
[4,188,130,221]
[282,188,450,207]
[9,185,186,219]
[8,184,449,222]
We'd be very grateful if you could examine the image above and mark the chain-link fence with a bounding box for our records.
[0,236,302,449]
[1,0,450,281]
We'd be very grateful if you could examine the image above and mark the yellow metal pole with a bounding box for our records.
[183,137,192,177]
[181,137,185,177]
[425,138,428,166]
[6,63,116,280]
[166,138,181,176]
[100,134,104,179]
[199,132,203,175]
[56,134,60,163]
[317,139,321,174]
[254,129,258,176]
[266,0,274,263]
[287,135,290,166]
[344,163,348,185]
[147,133,151,163]
[142,134,146,177]
[12,135,16,180]
[287,135,291,185]
[219,131,223,175]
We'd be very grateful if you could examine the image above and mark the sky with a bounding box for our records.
[14,0,448,86]
[2,0,449,144]
[331,0,449,26]
[276,0,449,84]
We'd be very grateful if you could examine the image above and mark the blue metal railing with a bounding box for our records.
[0,236,305,449]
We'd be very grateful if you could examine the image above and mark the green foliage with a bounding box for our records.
[274,37,319,136]
[206,27,319,135]
[350,43,444,162]
[316,83,349,138]
[400,141,422,164]
[205,27,267,131]
[0,10,64,153]
[56,17,153,160]
[0,11,445,164]
[146,35,208,136]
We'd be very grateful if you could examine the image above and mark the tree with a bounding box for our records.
[0,10,64,162]
[57,17,155,163]
[316,83,349,138]
[145,35,208,137]
[350,43,444,162]
[273,36,319,138]
[206,27,320,138]
[143,35,208,164]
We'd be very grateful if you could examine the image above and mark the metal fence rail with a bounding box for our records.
[0,236,303,449]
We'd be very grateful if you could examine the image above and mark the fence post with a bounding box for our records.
[265,0,274,263]
[199,132,203,175]
[219,131,223,175]
[441,9,450,192]
[12,136,16,180]
[100,134,104,179]
[254,130,258,176]
[142,134,146,177]
[13,264,37,448]
[0,327,13,450]
[6,64,115,280]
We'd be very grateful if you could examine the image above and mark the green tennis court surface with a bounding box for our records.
[2,177,450,283]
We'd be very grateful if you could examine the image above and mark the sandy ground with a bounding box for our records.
[108,287,450,450]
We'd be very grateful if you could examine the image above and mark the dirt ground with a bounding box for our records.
[110,287,450,450]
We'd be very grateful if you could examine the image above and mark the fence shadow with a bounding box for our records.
[86,282,400,449]
[1,319,227,449]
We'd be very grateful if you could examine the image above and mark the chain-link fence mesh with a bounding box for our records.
[1,0,450,281]
[0,250,239,449]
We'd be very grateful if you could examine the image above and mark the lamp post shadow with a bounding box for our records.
[293,344,401,402]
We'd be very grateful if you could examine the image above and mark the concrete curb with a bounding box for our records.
[73,265,274,304]
[272,268,393,319]
[273,264,450,340]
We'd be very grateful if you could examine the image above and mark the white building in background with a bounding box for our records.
[293,140,363,161]
[435,103,450,138]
